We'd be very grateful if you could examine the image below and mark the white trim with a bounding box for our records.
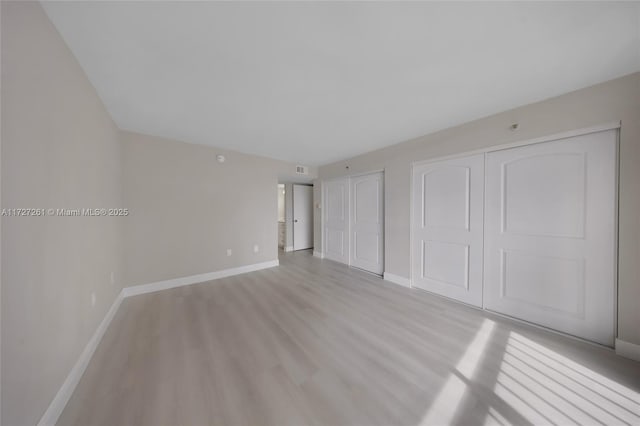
[313,251,324,259]
[38,259,280,425]
[384,272,411,288]
[484,308,612,349]
[412,121,622,168]
[284,246,294,252]
[615,338,640,362]
[123,260,279,297]
[38,290,125,426]
[348,168,385,179]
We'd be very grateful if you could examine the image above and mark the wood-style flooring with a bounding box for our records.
[58,250,640,425]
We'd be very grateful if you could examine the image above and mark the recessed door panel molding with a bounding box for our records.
[499,249,586,318]
[354,232,380,265]
[484,130,617,346]
[501,152,586,238]
[423,166,470,230]
[412,154,485,307]
[350,172,384,275]
[323,178,350,264]
[422,240,470,290]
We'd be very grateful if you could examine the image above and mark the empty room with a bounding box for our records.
[2,1,640,425]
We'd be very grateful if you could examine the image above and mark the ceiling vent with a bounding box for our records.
[296,165,309,175]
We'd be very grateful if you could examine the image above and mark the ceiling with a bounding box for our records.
[42,1,640,166]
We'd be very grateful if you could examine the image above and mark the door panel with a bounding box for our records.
[501,153,586,237]
[484,130,617,346]
[412,154,484,307]
[422,240,469,289]
[350,172,384,274]
[293,184,313,250]
[423,166,470,230]
[324,179,349,264]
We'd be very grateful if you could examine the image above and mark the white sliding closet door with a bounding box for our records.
[350,172,384,275]
[484,130,617,346]
[412,154,485,307]
[323,178,350,264]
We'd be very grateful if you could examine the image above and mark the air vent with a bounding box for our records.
[296,165,308,175]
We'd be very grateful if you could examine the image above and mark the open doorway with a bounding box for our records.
[277,184,286,250]
[278,183,314,253]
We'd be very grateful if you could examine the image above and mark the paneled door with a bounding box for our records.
[412,154,485,307]
[293,184,313,250]
[350,172,384,274]
[323,178,350,264]
[484,130,617,346]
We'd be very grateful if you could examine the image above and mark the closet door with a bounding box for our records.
[323,178,350,264]
[350,172,384,274]
[412,154,485,307]
[484,130,617,346]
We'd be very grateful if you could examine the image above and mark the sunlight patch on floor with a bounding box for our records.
[419,319,496,425]
[419,322,640,426]
[483,406,510,426]
[489,332,640,425]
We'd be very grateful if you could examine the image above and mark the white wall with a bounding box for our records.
[1,3,124,424]
[317,72,640,347]
[122,131,312,287]
[0,5,317,424]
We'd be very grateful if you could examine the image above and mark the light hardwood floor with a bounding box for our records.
[58,250,640,426]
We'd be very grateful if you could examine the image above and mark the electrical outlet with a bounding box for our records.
[253,244,259,253]
[110,271,115,285]
[226,249,232,257]
[91,292,96,308]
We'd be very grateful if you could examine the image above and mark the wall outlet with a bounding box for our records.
[253,244,259,253]
[110,271,115,285]
[226,249,232,257]
[91,292,96,308]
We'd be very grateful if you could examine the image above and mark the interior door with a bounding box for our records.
[293,184,313,250]
[323,178,350,264]
[484,130,617,346]
[412,154,485,307]
[350,172,384,275]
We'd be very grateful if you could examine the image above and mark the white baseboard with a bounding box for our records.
[383,272,411,288]
[284,246,294,252]
[616,338,640,362]
[313,251,324,259]
[123,260,279,297]
[38,290,124,426]
[38,259,279,425]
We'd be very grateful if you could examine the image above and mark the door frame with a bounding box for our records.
[409,121,620,345]
[321,169,385,272]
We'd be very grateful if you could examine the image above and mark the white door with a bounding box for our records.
[293,184,313,250]
[323,178,350,263]
[350,172,384,275]
[484,130,617,346]
[412,154,485,307]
